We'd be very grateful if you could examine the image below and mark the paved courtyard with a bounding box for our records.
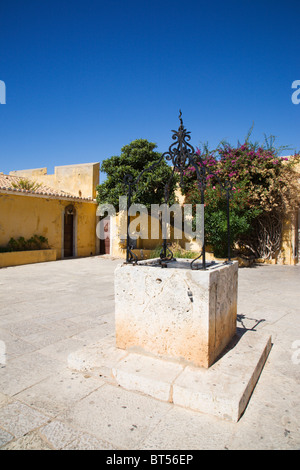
[0,257,299,450]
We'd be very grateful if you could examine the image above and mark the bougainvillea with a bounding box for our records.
[182,140,300,259]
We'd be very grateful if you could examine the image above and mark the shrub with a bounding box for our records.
[0,235,50,253]
[149,242,197,259]
[182,137,300,259]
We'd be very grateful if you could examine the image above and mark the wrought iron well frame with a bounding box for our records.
[124,111,233,270]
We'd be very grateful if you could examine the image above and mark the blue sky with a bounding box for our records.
[1,0,300,180]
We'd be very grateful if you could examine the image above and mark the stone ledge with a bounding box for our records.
[112,353,184,402]
[0,249,57,268]
[172,331,272,422]
[68,330,272,423]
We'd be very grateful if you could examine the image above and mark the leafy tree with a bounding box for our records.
[96,139,178,211]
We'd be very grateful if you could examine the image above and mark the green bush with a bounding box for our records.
[149,243,197,259]
[183,137,300,259]
[0,235,50,253]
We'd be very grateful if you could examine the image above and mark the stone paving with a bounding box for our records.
[0,257,299,450]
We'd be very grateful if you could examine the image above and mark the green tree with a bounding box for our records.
[96,139,178,211]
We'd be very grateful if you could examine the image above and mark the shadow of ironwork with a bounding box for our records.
[213,315,267,365]
[237,314,266,332]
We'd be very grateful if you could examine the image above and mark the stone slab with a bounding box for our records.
[67,335,128,374]
[111,352,184,402]
[172,331,272,422]
[69,330,272,422]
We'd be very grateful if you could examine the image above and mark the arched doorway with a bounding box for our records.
[64,205,76,258]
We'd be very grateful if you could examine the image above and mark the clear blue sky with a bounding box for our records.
[1,0,300,181]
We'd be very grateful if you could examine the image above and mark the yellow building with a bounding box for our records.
[0,163,100,267]
[3,159,298,267]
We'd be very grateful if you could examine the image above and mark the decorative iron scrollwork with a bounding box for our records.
[124,111,233,269]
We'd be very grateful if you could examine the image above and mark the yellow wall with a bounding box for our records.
[0,249,57,268]
[110,212,165,258]
[0,192,98,260]
[278,162,300,265]
[110,210,195,259]
[10,162,100,200]
[278,211,298,265]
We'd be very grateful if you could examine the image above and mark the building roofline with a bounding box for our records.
[0,186,97,203]
[0,173,98,202]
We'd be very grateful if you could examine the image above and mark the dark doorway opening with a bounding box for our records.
[64,205,75,257]
[100,218,110,255]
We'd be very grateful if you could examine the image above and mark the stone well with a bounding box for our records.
[115,259,238,368]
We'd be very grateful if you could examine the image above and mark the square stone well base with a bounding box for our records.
[67,258,271,422]
[67,329,272,422]
[115,259,238,368]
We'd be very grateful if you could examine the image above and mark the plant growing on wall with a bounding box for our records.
[11,178,42,192]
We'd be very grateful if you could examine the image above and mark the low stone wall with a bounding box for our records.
[0,249,57,268]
